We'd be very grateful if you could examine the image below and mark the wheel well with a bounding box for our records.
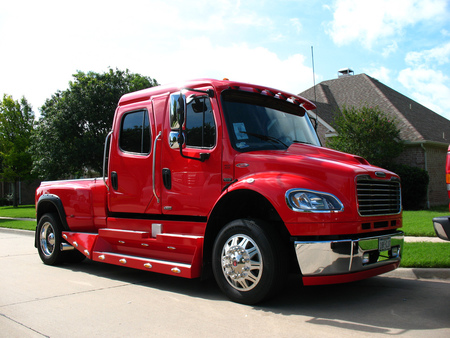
[36,196,68,230]
[203,189,293,277]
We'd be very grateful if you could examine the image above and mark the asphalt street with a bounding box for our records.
[1,228,449,337]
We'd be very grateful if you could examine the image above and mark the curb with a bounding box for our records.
[0,227,34,236]
[0,216,36,221]
[384,267,450,281]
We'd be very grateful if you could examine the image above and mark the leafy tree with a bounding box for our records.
[326,105,404,168]
[31,69,158,180]
[0,95,35,207]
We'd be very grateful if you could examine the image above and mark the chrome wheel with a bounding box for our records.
[37,213,65,265]
[220,234,263,291]
[212,218,287,304]
[40,221,56,257]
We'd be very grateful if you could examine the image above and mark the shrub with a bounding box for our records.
[387,164,429,210]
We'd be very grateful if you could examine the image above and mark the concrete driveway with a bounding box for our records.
[1,228,449,337]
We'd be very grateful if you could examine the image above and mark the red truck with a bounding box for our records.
[433,146,450,241]
[35,79,404,304]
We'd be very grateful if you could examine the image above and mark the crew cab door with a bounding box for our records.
[160,89,222,217]
[107,102,160,214]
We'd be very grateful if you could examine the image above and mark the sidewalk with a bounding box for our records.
[404,236,448,243]
[0,216,36,221]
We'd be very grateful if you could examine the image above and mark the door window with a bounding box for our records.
[185,96,216,148]
[120,110,151,155]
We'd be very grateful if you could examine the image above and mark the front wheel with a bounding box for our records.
[212,219,287,304]
[37,213,65,265]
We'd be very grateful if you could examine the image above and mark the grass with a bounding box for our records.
[1,205,449,268]
[0,205,36,219]
[0,219,36,231]
[401,242,450,268]
[402,206,448,237]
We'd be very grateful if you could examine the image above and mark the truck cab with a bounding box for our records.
[36,79,404,304]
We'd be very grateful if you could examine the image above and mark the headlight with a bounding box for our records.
[286,189,344,213]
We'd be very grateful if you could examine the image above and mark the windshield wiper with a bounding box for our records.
[293,140,313,145]
[242,132,289,148]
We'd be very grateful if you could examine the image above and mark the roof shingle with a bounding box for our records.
[299,73,450,144]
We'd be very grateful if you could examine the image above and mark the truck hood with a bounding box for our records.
[233,144,398,193]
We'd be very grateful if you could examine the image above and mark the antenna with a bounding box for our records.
[311,46,318,131]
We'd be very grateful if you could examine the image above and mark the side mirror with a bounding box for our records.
[170,93,186,130]
[433,216,450,241]
[177,94,185,126]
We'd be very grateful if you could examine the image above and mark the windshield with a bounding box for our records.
[221,90,321,152]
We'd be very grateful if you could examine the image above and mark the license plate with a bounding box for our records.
[379,237,391,252]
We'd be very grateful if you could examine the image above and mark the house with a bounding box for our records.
[299,70,450,208]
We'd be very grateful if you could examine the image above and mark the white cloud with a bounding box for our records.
[365,66,391,83]
[405,42,450,66]
[152,39,313,95]
[1,0,292,112]
[326,0,448,48]
[398,67,450,119]
[290,18,303,34]
[382,42,398,58]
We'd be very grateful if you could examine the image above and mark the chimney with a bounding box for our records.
[338,68,354,78]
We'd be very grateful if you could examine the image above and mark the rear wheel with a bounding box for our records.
[212,218,287,304]
[37,213,66,265]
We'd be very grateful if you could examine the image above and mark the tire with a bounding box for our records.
[212,218,287,304]
[37,213,66,265]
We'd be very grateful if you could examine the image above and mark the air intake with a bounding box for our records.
[356,176,401,216]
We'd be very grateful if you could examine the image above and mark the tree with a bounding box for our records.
[0,95,35,207]
[31,69,158,180]
[326,105,404,168]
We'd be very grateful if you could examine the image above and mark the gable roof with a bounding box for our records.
[299,73,450,145]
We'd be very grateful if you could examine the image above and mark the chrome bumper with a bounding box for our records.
[295,232,404,277]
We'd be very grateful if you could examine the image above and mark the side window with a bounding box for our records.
[120,110,151,154]
[185,96,216,148]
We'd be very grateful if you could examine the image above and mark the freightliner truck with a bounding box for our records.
[35,78,404,304]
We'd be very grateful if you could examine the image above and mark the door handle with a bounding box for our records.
[162,168,171,190]
[152,131,162,203]
[111,171,118,190]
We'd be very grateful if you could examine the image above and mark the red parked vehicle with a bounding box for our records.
[35,79,404,304]
[433,146,450,241]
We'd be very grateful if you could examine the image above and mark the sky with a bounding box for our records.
[1,0,450,120]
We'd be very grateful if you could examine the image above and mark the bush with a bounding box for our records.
[326,105,404,168]
[0,198,11,206]
[387,164,429,210]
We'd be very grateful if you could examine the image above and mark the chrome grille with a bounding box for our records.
[356,176,401,216]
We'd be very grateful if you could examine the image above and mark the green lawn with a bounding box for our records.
[0,205,36,218]
[401,242,450,268]
[402,206,449,237]
[0,219,36,231]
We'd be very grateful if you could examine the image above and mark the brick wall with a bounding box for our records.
[426,145,448,206]
[395,143,448,207]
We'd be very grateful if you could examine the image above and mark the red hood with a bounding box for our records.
[234,144,398,183]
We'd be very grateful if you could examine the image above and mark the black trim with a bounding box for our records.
[35,194,69,248]
[109,212,207,223]
[37,194,69,230]
[222,179,238,192]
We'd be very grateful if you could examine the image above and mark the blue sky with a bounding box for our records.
[1,0,450,119]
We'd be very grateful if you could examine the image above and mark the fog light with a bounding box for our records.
[362,253,370,264]
[391,246,399,257]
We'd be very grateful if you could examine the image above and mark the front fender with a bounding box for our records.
[35,194,68,248]
[36,194,69,230]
